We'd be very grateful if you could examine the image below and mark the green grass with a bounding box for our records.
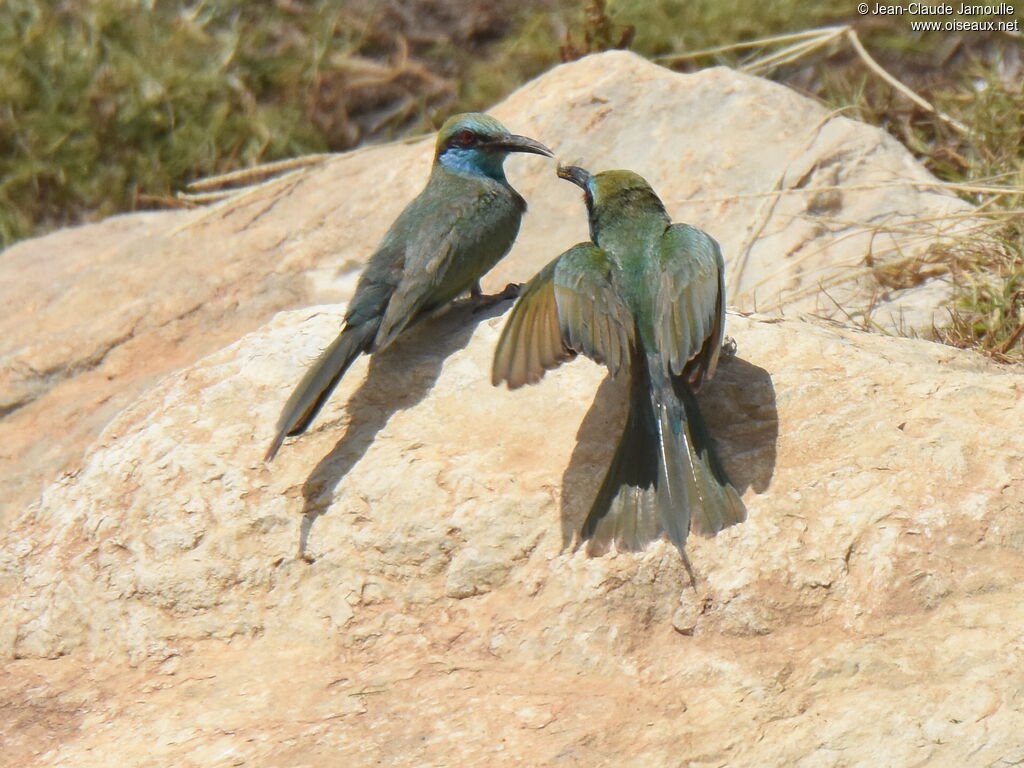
[1,1,347,244]
[0,0,508,246]
[939,233,1024,361]
[920,68,1024,361]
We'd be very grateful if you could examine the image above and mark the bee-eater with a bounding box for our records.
[492,165,746,557]
[266,113,552,461]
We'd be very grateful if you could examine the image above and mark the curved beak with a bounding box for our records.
[557,164,591,190]
[489,134,554,157]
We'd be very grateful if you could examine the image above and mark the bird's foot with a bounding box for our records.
[721,336,738,360]
[472,282,522,313]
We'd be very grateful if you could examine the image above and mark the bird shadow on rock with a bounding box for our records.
[296,298,513,560]
[558,354,779,549]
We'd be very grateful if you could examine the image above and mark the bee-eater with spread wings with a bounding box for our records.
[493,165,745,557]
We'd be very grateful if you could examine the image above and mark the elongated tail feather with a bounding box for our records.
[581,367,661,555]
[674,381,747,536]
[264,321,377,462]
[650,382,693,552]
[580,361,746,556]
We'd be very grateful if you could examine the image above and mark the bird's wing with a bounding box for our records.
[492,243,634,389]
[374,183,520,349]
[654,223,727,389]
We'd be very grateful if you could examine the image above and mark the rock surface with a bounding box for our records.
[0,50,971,525]
[4,308,1024,766]
[2,51,1019,767]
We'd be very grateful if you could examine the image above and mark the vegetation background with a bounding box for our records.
[1,0,1021,356]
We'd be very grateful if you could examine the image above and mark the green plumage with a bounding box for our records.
[493,167,746,557]
[267,113,551,461]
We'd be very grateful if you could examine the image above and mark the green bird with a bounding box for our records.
[266,113,552,461]
[492,165,746,558]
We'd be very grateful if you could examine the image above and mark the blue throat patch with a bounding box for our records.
[439,147,508,182]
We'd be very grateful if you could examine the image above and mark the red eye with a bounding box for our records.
[456,129,476,146]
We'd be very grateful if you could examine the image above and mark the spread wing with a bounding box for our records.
[653,224,726,390]
[492,243,635,389]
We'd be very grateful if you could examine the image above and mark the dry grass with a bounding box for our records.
[2,0,1021,359]
[554,2,1023,360]
[936,223,1024,362]
[0,0,535,246]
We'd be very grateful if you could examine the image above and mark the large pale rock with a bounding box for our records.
[1,51,970,523]
[3,304,1024,765]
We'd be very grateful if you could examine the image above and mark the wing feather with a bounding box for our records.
[492,243,635,389]
[376,178,521,349]
[654,224,727,389]
[492,260,568,388]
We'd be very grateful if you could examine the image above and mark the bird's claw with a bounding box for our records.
[472,282,522,313]
[721,336,738,360]
[496,282,523,301]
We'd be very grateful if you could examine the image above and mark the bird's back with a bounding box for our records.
[600,219,724,383]
[600,221,670,352]
[651,222,726,387]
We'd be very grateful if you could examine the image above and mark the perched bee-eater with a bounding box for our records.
[266,113,552,461]
[492,165,746,558]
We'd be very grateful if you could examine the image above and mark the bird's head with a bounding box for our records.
[435,113,552,180]
[557,165,668,245]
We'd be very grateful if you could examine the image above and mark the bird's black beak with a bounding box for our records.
[557,164,592,190]
[489,134,554,157]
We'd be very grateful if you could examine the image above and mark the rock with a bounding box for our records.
[494,52,972,331]
[2,52,1018,766]
[4,306,1024,765]
[0,51,971,524]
